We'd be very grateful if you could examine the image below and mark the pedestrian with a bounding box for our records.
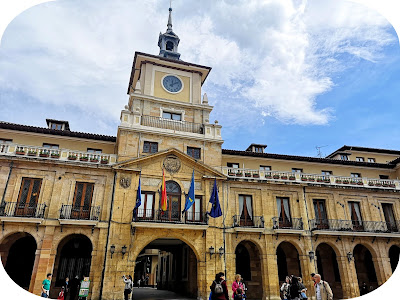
[231,274,244,299]
[69,275,80,300]
[289,276,303,300]
[40,273,52,298]
[360,282,369,296]
[298,277,307,299]
[57,287,65,300]
[210,272,229,300]
[280,276,291,300]
[313,274,333,300]
[122,275,133,300]
[64,277,70,300]
[137,277,141,288]
[310,273,316,287]
[234,287,244,300]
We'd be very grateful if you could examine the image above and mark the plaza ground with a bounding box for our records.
[131,287,196,300]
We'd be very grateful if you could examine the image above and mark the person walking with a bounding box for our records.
[289,276,304,300]
[63,277,70,300]
[360,282,369,296]
[280,276,291,300]
[122,275,133,300]
[313,274,333,300]
[41,273,52,298]
[232,274,244,299]
[57,287,65,300]
[210,272,229,300]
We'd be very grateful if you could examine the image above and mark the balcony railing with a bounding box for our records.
[221,167,400,190]
[232,215,265,228]
[309,219,400,233]
[272,217,303,230]
[132,208,208,225]
[0,202,46,218]
[141,115,204,134]
[59,205,100,221]
[0,143,116,165]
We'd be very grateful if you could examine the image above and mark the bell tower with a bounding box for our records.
[158,6,181,60]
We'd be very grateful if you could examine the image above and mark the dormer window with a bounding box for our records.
[340,154,349,161]
[46,119,70,131]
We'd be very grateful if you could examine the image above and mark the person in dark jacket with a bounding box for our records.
[210,272,229,300]
[289,276,305,300]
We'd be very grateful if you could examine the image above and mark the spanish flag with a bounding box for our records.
[161,169,167,211]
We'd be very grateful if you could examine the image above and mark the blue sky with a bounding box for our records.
[0,0,399,157]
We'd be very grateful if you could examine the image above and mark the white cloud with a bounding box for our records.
[0,0,397,129]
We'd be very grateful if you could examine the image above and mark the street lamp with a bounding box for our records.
[219,247,224,257]
[308,251,315,261]
[110,245,115,258]
[209,246,215,259]
[347,252,353,262]
[122,245,127,257]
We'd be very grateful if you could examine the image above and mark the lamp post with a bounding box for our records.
[219,247,224,257]
[110,245,115,259]
[347,252,353,262]
[209,246,215,259]
[308,251,315,261]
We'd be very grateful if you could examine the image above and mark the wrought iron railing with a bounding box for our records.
[309,219,400,233]
[232,215,264,228]
[0,202,46,218]
[59,204,100,221]
[141,115,204,134]
[132,208,208,225]
[272,217,303,230]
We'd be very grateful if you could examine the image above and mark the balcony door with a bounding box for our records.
[239,195,253,226]
[137,192,155,220]
[313,199,328,229]
[161,181,181,221]
[16,178,42,217]
[72,182,94,220]
[382,203,397,232]
[348,202,363,231]
[277,197,291,228]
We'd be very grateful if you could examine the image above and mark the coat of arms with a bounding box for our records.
[120,176,131,189]
[163,155,181,174]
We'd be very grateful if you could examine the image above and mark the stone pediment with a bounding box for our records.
[113,148,225,179]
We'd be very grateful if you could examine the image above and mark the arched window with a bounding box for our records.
[160,181,181,221]
[166,41,174,51]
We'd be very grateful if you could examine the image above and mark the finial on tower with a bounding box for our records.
[158,1,181,60]
[167,1,173,32]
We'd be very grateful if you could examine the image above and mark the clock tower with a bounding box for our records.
[118,6,223,167]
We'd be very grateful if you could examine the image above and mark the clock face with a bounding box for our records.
[162,75,183,93]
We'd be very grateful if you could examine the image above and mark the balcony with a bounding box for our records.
[131,208,209,230]
[221,167,400,190]
[0,143,116,165]
[309,219,400,236]
[232,215,265,231]
[59,204,100,226]
[272,217,304,230]
[141,115,204,134]
[0,202,46,224]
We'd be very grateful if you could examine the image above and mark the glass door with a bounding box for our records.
[313,199,329,229]
[348,202,364,231]
[239,195,254,226]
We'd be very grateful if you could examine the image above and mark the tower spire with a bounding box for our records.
[167,1,173,32]
[158,1,181,60]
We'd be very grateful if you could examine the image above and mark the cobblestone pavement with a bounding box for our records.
[130,287,196,300]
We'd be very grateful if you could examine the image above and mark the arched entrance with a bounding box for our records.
[277,242,302,283]
[133,238,197,299]
[353,244,378,292]
[389,245,400,273]
[235,241,263,300]
[51,234,92,299]
[1,232,37,290]
[316,243,343,299]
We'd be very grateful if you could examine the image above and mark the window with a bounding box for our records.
[87,148,102,154]
[43,143,59,149]
[260,165,271,171]
[292,168,303,173]
[51,123,63,130]
[276,197,291,227]
[137,191,155,219]
[321,170,332,176]
[368,158,376,163]
[227,163,239,168]
[0,138,12,144]
[16,178,42,217]
[356,157,365,162]
[348,202,363,231]
[239,195,253,226]
[72,182,94,220]
[340,154,349,161]
[143,141,158,153]
[313,199,328,229]
[351,173,361,178]
[162,112,182,121]
[254,147,263,153]
[160,181,181,221]
[187,147,201,159]
[379,175,389,179]
[187,196,202,222]
[382,203,398,232]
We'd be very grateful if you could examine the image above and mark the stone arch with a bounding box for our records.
[315,242,343,299]
[277,239,305,257]
[351,241,379,259]
[50,234,93,298]
[0,232,37,290]
[276,241,302,282]
[314,240,343,258]
[235,240,263,300]
[353,244,378,292]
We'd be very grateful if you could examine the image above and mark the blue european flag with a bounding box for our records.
[208,179,222,218]
[182,170,195,214]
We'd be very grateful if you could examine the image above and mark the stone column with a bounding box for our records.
[264,235,280,300]
[338,256,359,299]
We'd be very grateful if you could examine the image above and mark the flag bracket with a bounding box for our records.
[202,230,206,238]
[275,233,279,241]
[259,232,262,239]
[131,226,136,236]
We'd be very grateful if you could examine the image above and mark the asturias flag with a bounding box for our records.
[182,170,195,214]
[161,169,167,211]
[208,179,222,218]
[133,176,142,219]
